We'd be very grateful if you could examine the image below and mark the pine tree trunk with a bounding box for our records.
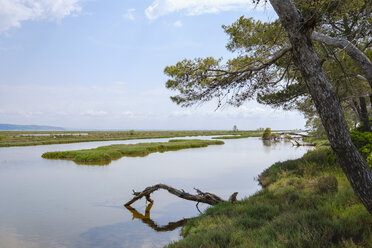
[359,97,371,132]
[270,0,372,214]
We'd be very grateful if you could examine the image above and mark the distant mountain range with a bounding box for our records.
[0,124,65,131]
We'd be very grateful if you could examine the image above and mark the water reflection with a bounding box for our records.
[262,140,273,147]
[0,137,311,248]
[125,203,189,232]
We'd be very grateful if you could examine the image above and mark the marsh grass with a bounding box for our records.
[42,139,224,165]
[211,132,262,140]
[166,148,372,248]
[0,130,255,147]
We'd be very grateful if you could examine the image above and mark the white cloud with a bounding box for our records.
[145,0,266,20]
[172,20,182,27]
[0,0,83,32]
[123,8,136,21]
[83,110,107,117]
[122,111,135,118]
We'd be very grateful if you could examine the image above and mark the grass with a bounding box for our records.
[211,132,262,140]
[0,130,259,147]
[166,147,372,248]
[42,139,224,165]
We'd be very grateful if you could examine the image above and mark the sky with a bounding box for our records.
[0,0,306,130]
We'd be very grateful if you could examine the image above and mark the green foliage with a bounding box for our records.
[222,17,286,54]
[350,131,372,165]
[262,128,272,140]
[164,0,372,132]
[42,139,224,165]
[257,83,308,110]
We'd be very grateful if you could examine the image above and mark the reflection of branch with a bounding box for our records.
[125,203,189,232]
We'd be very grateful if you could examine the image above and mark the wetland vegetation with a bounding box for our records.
[42,139,224,165]
[0,130,261,147]
[166,142,372,248]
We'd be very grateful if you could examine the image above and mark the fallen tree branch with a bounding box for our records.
[279,132,311,138]
[124,183,236,206]
[291,139,316,147]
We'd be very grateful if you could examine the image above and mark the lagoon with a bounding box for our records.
[0,137,310,248]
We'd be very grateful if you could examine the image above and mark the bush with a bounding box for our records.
[350,131,372,166]
[262,128,272,140]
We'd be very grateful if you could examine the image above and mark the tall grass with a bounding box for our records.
[166,148,372,248]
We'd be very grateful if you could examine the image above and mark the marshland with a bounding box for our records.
[2,0,372,247]
[0,133,312,247]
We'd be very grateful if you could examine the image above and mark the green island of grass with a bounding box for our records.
[166,143,372,247]
[42,139,224,165]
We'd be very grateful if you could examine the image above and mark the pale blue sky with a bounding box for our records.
[0,0,305,130]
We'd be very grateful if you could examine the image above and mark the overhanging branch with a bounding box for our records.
[311,31,372,88]
[208,45,292,74]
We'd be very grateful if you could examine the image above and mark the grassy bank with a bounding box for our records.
[0,130,260,147]
[42,139,224,165]
[166,147,372,247]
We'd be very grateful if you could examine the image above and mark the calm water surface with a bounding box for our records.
[0,137,311,248]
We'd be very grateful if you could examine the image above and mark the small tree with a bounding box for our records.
[262,128,272,140]
[233,125,238,133]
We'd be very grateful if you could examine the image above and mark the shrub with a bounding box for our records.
[350,131,372,166]
[262,128,272,140]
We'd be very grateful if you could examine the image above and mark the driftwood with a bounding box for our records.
[279,132,311,138]
[291,140,316,147]
[125,202,189,232]
[124,183,237,206]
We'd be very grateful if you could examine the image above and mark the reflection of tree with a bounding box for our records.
[125,202,189,232]
[262,140,272,147]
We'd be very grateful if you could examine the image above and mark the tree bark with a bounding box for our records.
[359,97,371,132]
[311,31,372,89]
[353,98,370,131]
[270,0,372,214]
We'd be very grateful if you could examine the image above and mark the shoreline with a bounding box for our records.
[166,144,372,247]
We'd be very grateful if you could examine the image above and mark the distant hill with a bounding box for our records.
[0,124,65,131]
